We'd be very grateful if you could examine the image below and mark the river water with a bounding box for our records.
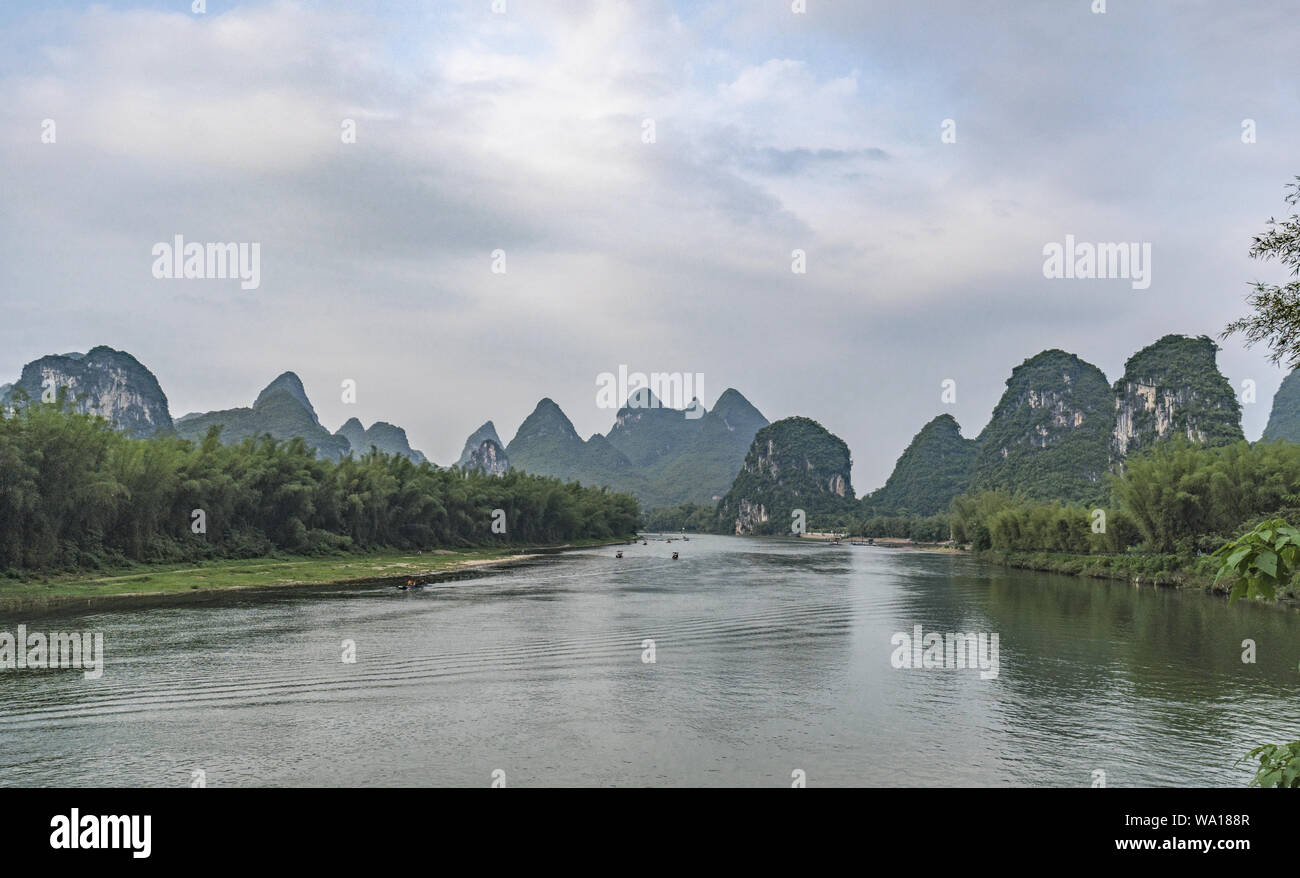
[1,534,1297,787]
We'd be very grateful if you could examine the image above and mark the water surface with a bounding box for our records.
[1,535,1296,787]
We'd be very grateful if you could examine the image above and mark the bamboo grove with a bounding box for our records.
[948,439,1300,557]
[0,401,639,574]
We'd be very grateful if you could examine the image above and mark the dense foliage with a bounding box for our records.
[641,503,716,532]
[947,440,1300,566]
[1112,440,1300,552]
[863,414,978,516]
[1241,741,1300,788]
[1212,519,1300,603]
[969,349,1113,504]
[853,513,950,543]
[949,490,1138,554]
[1262,367,1300,442]
[0,400,638,575]
[1112,334,1243,456]
[714,416,857,534]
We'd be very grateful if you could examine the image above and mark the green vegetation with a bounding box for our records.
[641,503,715,532]
[2,346,172,438]
[508,389,768,510]
[0,397,638,577]
[1212,518,1300,602]
[1241,742,1300,788]
[939,439,1300,599]
[174,382,352,460]
[456,421,508,471]
[714,416,857,534]
[863,414,978,516]
[639,388,770,508]
[1112,440,1300,553]
[1222,177,1300,369]
[969,349,1113,504]
[1262,368,1300,442]
[1112,334,1243,457]
[852,513,950,543]
[335,417,426,463]
[0,547,527,605]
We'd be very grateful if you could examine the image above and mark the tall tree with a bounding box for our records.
[1222,177,1300,367]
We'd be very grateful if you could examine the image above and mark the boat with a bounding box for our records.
[397,579,428,591]
[615,551,623,559]
[671,551,679,560]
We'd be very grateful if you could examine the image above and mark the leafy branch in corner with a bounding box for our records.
[1209,518,1300,602]
[1222,176,1300,368]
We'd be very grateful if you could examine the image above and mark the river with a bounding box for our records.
[2,534,1297,787]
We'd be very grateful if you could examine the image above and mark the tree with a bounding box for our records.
[1222,177,1300,367]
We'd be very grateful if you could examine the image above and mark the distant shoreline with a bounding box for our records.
[796,532,963,553]
[0,539,632,617]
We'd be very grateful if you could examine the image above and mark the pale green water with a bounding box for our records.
[1,534,1296,787]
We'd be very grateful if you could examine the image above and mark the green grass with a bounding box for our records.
[0,536,628,604]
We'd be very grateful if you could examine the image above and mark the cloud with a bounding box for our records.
[0,0,1296,490]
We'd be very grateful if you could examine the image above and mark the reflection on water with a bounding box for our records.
[1,534,1296,787]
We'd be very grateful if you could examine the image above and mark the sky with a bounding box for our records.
[1,0,1297,492]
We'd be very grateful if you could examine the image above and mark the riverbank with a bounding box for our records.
[0,537,632,615]
[801,532,962,553]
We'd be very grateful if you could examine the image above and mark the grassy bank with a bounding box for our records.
[0,537,631,614]
[978,549,1225,591]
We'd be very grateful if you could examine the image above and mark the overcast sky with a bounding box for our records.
[2,0,1297,492]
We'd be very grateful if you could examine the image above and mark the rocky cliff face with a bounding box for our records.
[715,416,855,535]
[1262,368,1300,443]
[464,438,509,475]
[970,349,1112,503]
[866,414,978,516]
[2,346,172,437]
[1110,334,1243,458]
[457,421,507,470]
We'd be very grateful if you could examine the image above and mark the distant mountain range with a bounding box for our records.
[0,334,1279,532]
[503,387,768,508]
[2,348,426,464]
[0,346,768,509]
